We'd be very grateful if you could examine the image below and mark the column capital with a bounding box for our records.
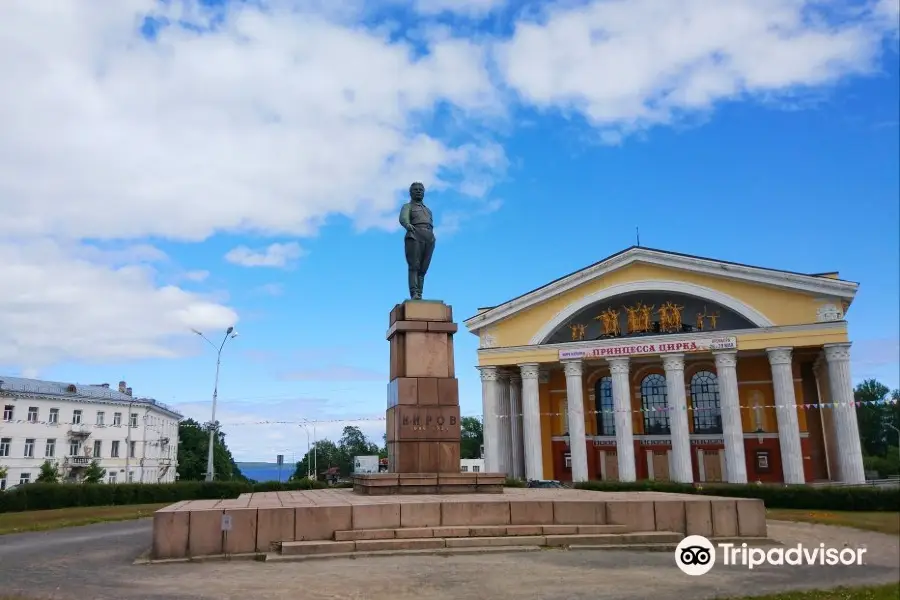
[661,353,685,371]
[766,346,793,365]
[562,360,583,377]
[478,366,499,381]
[607,356,630,375]
[518,363,540,380]
[823,342,852,363]
[713,350,738,369]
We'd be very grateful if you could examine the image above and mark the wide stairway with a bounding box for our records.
[269,523,685,560]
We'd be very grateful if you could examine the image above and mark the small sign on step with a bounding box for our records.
[221,514,232,532]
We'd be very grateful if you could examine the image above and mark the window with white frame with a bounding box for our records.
[96,411,105,426]
[113,412,122,426]
[129,413,138,428]
[109,472,117,484]
[93,440,102,457]
[472,465,481,472]
[127,471,135,482]
[69,440,81,456]
[49,408,59,424]
[460,465,468,472]
[129,441,137,458]
[19,473,31,485]
[111,441,120,457]
[0,477,6,491]
[72,409,83,425]
[24,439,35,458]
[27,407,39,423]
[46,439,56,457]
[0,437,10,457]
[3,405,13,421]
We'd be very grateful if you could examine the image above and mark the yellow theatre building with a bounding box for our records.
[463,246,866,486]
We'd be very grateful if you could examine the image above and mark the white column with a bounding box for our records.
[607,357,636,482]
[562,359,589,482]
[479,366,502,473]
[714,350,748,484]
[518,363,544,481]
[662,353,693,483]
[824,343,866,484]
[497,372,512,476]
[508,374,525,480]
[814,357,839,481]
[767,347,805,484]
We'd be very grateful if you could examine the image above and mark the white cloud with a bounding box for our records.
[174,398,387,462]
[182,270,210,282]
[0,1,502,243]
[225,242,305,268]
[0,0,895,372]
[496,0,897,139]
[0,238,237,369]
[411,0,508,17]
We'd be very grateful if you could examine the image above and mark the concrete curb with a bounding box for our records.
[133,537,783,565]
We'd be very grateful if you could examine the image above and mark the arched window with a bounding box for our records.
[595,377,615,436]
[641,374,669,435]
[690,371,722,434]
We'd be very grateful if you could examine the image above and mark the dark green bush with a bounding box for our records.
[0,478,328,513]
[574,480,900,512]
[504,477,526,487]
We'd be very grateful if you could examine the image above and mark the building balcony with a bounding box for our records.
[67,424,92,438]
[64,455,91,467]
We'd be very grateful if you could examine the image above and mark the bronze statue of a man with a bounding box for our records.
[398,182,435,300]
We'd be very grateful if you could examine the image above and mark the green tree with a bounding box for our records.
[83,460,106,484]
[291,426,381,479]
[460,416,483,459]
[0,465,8,484]
[854,380,900,457]
[292,439,343,480]
[36,460,60,483]
[176,418,248,482]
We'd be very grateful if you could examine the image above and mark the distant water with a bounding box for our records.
[239,464,291,483]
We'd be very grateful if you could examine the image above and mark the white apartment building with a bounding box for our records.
[460,458,485,473]
[0,376,180,489]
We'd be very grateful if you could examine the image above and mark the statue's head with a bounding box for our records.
[409,182,425,203]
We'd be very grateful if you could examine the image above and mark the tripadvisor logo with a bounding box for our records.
[675,535,867,575]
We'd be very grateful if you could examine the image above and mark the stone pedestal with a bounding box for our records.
[354,300,504,495]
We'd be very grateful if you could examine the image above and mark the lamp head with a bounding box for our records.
[226,326,234,335]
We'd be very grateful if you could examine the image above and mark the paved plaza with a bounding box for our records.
[0,518,896,600]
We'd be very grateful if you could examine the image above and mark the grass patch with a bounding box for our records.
[0,503,168,535]
[719,583,899,599]
[766,508,900,536]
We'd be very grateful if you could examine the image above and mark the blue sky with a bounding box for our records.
[0,0,897,461]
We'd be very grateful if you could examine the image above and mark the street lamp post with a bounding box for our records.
[298,423,311,478]
[299,421,318,480]
[883,419,900,464]
[193,326,238,482]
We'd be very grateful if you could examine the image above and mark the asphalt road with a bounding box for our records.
[0,519,897,600]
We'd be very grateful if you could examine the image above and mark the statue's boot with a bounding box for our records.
[408,269,419,300]
[417,275,425,299]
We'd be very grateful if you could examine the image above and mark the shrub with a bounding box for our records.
[504,477,526,487]
[574,480,900,512]
[0,478,328,513]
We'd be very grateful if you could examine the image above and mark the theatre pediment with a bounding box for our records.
[543,290,757,344]
[465,247,858,350]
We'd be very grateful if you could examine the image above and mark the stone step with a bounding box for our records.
[280,531,680,556]
[544,532,683,546]
[332,524,627,541]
